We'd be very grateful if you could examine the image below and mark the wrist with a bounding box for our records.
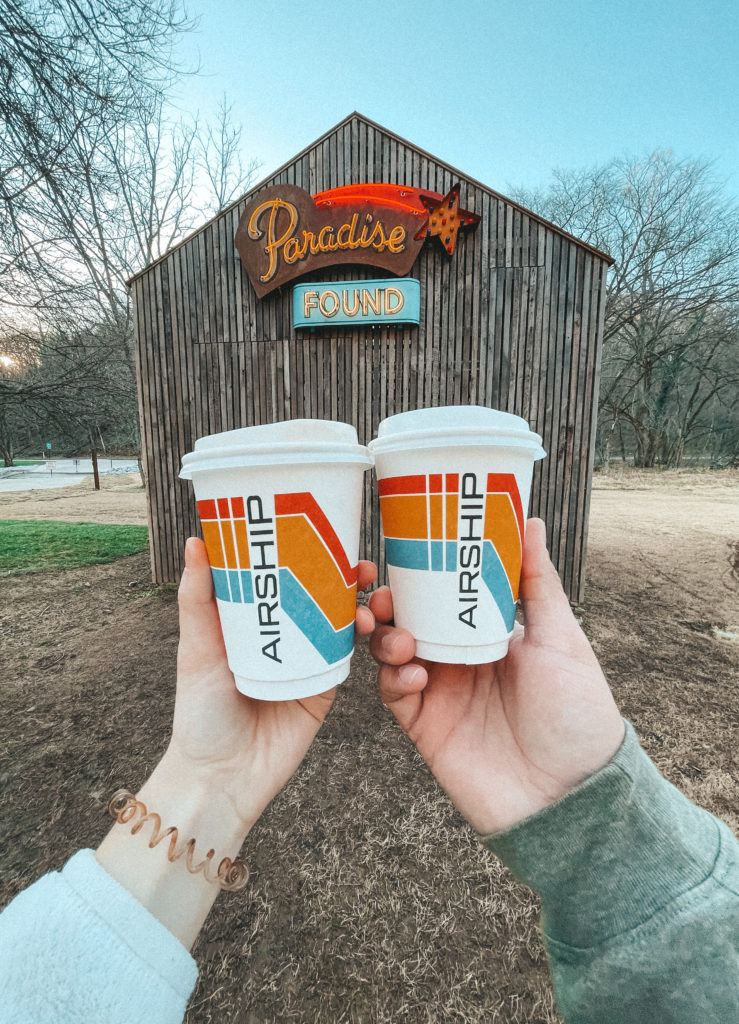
[141,747,253,855]
[482,722,721,947]
[455,714,626,835]
[97,748,252,949]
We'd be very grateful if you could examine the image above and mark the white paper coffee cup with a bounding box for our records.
[369,407,546,664]
[180,420,371,701]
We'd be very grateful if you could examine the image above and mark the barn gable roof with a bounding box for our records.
[127,111,612,285]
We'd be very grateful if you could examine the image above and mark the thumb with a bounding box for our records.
[378,662,427,734]
[519,519,577,645]
[177,537,227,673]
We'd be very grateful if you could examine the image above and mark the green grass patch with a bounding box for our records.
[6,460,44,466]
[0,520,148,575]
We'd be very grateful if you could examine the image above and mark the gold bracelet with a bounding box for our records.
[107,789,249,892]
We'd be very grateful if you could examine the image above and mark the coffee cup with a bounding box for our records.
[180,420,371,700]
[369,406,546,664]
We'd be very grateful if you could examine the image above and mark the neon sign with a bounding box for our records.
[235,183,479,298]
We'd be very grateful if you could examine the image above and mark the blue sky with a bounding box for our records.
[173,0,739,198]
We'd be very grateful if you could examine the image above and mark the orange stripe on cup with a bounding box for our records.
[487,473,524,542]
[233,520,250,568]
[484,494,522,599]
[275,492,358,586]
[379,494,428,539]
[201,520,225,568]
[445,493,458,539]
[276,515,356,630]
[429,494,443,539]
[220,517,236,567]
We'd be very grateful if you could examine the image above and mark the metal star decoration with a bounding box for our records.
[419,183,480,255]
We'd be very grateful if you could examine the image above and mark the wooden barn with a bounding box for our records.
[129,112,612,602]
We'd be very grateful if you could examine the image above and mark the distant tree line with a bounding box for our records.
[517,153,739,468]
[0,0,258,466]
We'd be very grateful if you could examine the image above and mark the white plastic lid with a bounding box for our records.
[180,419,372,478]
[369,405,545,458]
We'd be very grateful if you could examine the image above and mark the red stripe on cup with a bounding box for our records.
[378,474,427,496]
[197,499,217,520]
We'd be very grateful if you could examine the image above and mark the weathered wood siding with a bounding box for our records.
[132,114,609,603]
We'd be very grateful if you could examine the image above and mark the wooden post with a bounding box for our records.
[91,446,100,491]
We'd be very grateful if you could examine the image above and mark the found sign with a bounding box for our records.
[293,278,420,329]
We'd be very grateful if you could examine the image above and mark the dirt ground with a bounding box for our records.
[1,470,737,1023]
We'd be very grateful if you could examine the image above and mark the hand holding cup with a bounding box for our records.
[369,518,625,835]
[169,536,377,832]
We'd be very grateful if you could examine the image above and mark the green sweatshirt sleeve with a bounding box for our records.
[483,721,739,1024]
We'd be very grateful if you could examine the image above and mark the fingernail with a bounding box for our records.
[381,632,401,656]
[399,665,424,685]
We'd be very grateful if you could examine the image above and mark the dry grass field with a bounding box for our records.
[1,469,737,1023]
[0,470,147,526]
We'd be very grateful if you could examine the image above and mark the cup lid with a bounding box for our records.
[369,406,546,458]
[180,419,372,478]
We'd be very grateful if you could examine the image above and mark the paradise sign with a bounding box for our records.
[235,183,480,298]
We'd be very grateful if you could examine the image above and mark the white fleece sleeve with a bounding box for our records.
[0,849,198,1024]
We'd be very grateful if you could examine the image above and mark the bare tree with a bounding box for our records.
[0,0,191,389]
[0,325,130,463]
[197,95,262,217]
[0,0,190,193]
[517,153,739,467]
[0,1,260,461]
[1,90,259,352]
[0,0,191,285]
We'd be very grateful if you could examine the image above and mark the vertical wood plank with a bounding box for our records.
[131,277,158,581]
[564,251,592,598]
[577,259,609,602]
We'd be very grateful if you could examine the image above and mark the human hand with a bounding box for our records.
[368,518,624,835]
[167,536,377,832]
